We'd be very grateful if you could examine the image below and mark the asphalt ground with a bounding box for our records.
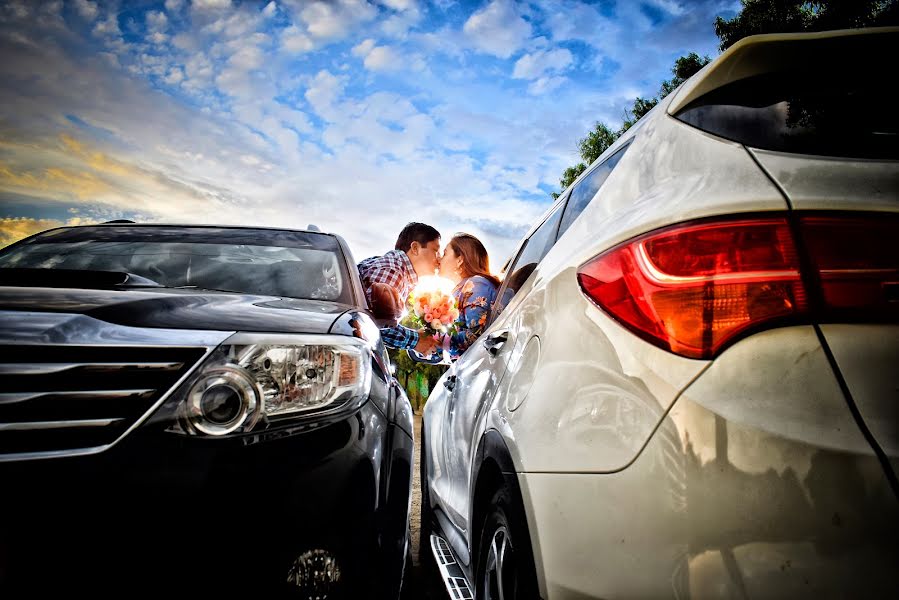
[400,413,447,600]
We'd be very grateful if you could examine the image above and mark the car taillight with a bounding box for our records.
[799,214,899,321]
[578,213,899,359]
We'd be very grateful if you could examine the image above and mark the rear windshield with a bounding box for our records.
[674,71,898,160]
[0,226,353,303]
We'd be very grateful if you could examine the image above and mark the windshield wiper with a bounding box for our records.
[0,268,163,289]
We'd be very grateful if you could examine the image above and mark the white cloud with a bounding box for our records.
[527,75,566,95]
[92,16,121,37]
[364,46,402,71]
[304,70,347,121]
[164,66,185,84]
[352,38,376,57]
[148,32,170,45]
[353,40,403,72]
[379,0,417,9]
[228,46,264,70]
[73,0,99,21]
[282,25,314,53]
[463,0,532,59]
[645,0,687,17]
[292,0,378,41]
[512,48,573,79]
[262,1,278,18]
[146,11,168,32]
[192,0,232,10]
[539,0,610,45]
[2,1,29,19]
[164,0,184,11]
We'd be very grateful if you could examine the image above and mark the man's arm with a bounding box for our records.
[380,324,419,350]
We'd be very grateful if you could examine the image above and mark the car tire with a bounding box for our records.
[475,486,539,600]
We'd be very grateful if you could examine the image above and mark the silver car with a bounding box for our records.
[421,27,899,599]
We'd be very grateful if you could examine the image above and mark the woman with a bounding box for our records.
[440,233,500,359]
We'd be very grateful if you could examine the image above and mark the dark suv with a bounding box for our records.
[0,224,413,598]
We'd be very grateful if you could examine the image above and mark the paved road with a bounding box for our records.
[401,413,446,600]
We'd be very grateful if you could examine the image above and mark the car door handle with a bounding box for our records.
[444,375,457,391]
[483,330,509,357]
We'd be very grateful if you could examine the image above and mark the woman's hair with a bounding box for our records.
[449,233,500,288]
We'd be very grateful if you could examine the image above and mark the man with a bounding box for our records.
[358,222,441,356]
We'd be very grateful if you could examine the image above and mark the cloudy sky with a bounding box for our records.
[0,0,734,263]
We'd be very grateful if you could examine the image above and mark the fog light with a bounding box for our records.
[185,366,260,436]
[287,549,341,598]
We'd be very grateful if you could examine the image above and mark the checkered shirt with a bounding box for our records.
[358,249,419,349]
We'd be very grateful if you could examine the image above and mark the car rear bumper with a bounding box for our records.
[519,326,899,599]
[0,401,409,596]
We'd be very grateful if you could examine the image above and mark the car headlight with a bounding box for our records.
[168,333,372,437]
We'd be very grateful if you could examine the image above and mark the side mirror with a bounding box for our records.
[369,282,403,327]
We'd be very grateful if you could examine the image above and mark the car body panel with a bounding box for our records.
[0,286,351,334]
[0,308,233,347]
[818,324,899,473]
[749,149,899,211]
[523,402,899,599]
[496,272,708,474]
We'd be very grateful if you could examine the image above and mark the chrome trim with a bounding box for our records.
[0,345,218,462]
[0,389,156,405]
[0,418,125,431]
[0,362,183,375]
[0,312,233,462]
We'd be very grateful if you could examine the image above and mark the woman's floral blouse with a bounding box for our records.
[449,275,498,359]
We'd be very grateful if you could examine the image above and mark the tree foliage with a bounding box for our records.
[388,347,447,412]
[659,53,712,99]
[715,0,899,51]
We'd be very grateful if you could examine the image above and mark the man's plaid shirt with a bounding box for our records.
[358,249,419,349]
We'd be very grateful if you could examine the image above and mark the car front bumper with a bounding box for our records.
[0,400,411,597]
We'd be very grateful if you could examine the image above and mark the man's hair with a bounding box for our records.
[394,222,440,252]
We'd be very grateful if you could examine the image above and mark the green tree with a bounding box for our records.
[578,121,619,165]
[620,96,660,134]
[553,122,619,198]
[715,0,899,51]
[659,52,712,99]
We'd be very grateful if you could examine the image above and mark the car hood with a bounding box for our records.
[0,286,354,334]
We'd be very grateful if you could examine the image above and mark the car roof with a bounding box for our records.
[68,222,337,237]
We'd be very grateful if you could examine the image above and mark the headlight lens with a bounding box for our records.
[172,334,372,436]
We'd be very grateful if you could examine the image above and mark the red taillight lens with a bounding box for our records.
[799,214,899,320]
[577,217,808,359]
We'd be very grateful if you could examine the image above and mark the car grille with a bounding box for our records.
[0,345,206,457]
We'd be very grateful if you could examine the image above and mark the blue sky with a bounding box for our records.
[0,0,735,263]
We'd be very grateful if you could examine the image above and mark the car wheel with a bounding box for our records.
[475,486,539,600]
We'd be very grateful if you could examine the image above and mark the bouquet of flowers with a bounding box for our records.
[406,288,460,338]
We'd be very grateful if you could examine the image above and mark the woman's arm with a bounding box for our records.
[450,277,496,358]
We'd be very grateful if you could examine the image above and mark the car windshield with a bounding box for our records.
[0,226,353,304]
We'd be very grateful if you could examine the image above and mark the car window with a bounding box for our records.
[674,70,898,160]
[490,202,565,321]
[0,226,352,303]
[557,143,629,239]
